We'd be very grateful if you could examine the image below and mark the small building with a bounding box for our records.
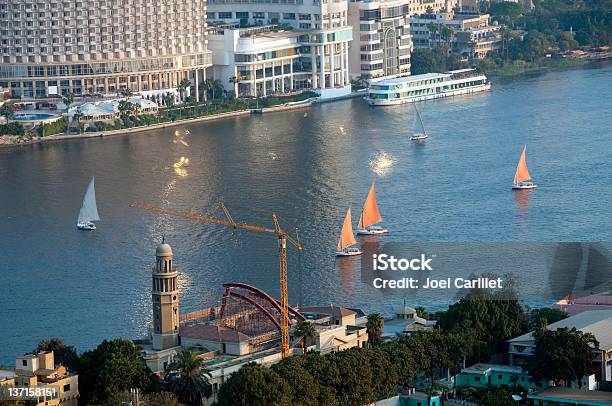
[67,97,159,122]
[453,363,536,390]
[383,304,435,338]
[527,387,612,406]
[0,351,79,406]
[554,295,612,316]
[508,310,612,383]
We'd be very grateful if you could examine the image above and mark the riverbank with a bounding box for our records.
[0,91,366,149]
[486,56,610,78]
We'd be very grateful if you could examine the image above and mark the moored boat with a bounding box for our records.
[512,145,537,190]
[366,69,490,106]
[77,177,100,230]
[336,208,362,256]
[357,183,388,235]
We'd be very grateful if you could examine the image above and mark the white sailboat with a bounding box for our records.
[77,177,100,230]
[410,105,428,141]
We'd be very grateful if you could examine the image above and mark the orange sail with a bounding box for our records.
[338,208,358,251]
[358,182,383,229]
[513,145,532,185]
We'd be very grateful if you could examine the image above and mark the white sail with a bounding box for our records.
[78,177,100,224]
[412,105,427,137]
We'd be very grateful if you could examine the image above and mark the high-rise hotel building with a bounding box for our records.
[0,1,212,101]
[207,0,353,98]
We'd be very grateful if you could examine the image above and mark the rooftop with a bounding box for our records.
[180,324,250,343]
[300,305,356,318]
[508,310,612,351]
[372,72,451,85]
[528,387,612,404]
[461,363,524,375]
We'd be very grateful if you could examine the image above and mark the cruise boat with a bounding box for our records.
[366,69,490,106]
[512,145,537,190]
[357,183,388,235]
[77,177,100,230]
[336,208,362,257]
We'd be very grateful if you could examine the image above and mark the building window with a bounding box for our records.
[498,375,502,380]
[236,12,248,19]
[299,14,311,20]
[283,13,295,20]
[218,12,232,19]
[253,12,265,19]
[474,376,481,381]
[63,384,70,392]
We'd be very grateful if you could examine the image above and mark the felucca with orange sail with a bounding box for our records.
[512,145,537,190]
[336,208,363,257]
[357,182,388,235]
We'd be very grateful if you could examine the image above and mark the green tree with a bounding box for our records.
[178,79,192,101]
[415,306,428,319]
[77,338,155,405]
[0,103,15,121]
[527,327,599,387]
[62,93,74,108]
[166,351,212,406]
[480,388,515,406]
[522,30,551,62]
[410,48,447,75]
[72,107,84,134]
[366,313,384,346]
[120,88,134,99]
[530,307,568,327]
[215,363,292,406]
[302,352,341,405]
[272,357,320,406]
[34,338,79,371]
[294,321,317,354]
[333,349,375,406]
[490,2,524,28]
[143,391,186,406]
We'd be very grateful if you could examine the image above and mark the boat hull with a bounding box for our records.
[367,83,491,106]
[410,136,428,141]
[357,228,388,235]
[512,183,537,190]
[336,248,363,257]
[77,222,96,230]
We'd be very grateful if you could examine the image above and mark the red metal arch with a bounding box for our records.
[219,282,306,330]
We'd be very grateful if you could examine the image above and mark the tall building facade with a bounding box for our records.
[0,1,212,101]
[152,241,180,351]
[348,0,413,80]
[207,0,353,98]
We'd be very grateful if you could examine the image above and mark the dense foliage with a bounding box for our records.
[77,338,156,405]
[0,122,25,136]
[526,326,599,387]
[35,338,79,371]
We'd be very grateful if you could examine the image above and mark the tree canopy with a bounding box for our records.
[35,338,79,371]
[77,338,155,405]
[527,327,599,387]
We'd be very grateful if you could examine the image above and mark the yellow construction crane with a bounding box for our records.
[129,202,302,358]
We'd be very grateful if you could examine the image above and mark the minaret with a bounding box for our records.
[151,239,180,350]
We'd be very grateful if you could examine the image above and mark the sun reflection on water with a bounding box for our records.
[369,151,397,177]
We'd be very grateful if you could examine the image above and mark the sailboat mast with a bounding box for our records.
[415,106,427,136]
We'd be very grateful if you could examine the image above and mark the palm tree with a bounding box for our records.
[294,321,317,354]
[120,88,133,99]
[72,107,84,134]
[366,313,384,346]
[62,93,74,108]
[166,351,212,406]
[178,79,192,102]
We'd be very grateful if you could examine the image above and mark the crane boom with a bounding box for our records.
[129,202,301,358]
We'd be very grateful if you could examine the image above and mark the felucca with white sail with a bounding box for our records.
[512,145,537,190]
[336,208,362,257]
[357,183,388,235]
[77,177,100,230]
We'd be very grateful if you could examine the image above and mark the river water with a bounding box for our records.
[1,64,611,363]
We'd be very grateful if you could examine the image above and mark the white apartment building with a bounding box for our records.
[0,1,212,102]
[207,0,353,98]
[409,0,456,15]
[208,25,312,97]
[347,0,413,80]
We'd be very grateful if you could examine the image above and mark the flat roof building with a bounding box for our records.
[508,310,612,383]
[0,1,212,103]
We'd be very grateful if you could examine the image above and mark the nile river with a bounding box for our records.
[1,64,611,363]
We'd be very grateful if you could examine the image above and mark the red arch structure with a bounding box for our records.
[219,283,305,335]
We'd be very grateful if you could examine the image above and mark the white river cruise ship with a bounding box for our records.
[366,68,490,106]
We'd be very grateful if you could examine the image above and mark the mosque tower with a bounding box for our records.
[151,239,180,351]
